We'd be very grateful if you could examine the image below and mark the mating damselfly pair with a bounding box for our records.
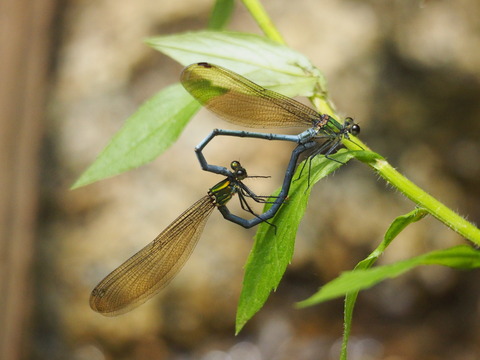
[90,62,361,316]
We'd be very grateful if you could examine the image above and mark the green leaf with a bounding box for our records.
[355,207,429,270]
[71,83,199,188]
[297,245,480,308]
[235,150,358,334]
[340,207,428,360]
[146,31,321,97]
[208,0,235,30]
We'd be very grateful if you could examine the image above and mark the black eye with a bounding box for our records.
[351,124,360,136]
[231,161,241,170]
[236,169,246,177]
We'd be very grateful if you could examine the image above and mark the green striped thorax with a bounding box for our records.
[208,161,247,207]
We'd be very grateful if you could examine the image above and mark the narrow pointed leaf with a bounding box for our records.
[298,245,480,307]
[340,207,428,360]
[72,83,199,188]
[235,150,357,333]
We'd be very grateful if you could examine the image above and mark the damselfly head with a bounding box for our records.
[230,160,247,179]
[344,117,360,136]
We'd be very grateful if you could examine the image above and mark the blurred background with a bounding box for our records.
[1,0,479,359]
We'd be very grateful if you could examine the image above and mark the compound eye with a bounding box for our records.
[236,169,246,178]
[230,161,241,170]
[351,124,360,136]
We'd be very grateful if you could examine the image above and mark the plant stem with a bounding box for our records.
[371,158,480,245]
[310,87,337,119]
[241,0,285,44]
[347,147,480,245]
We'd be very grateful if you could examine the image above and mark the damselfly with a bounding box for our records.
[181,62,360,169]
[90,161,281,316]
